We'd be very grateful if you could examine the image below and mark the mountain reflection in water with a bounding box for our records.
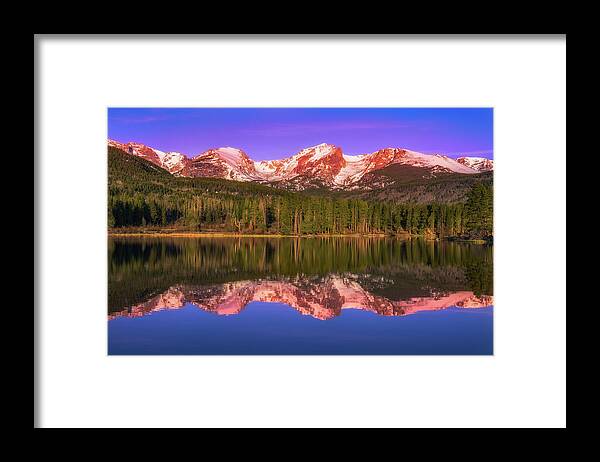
[108,237,493,321]
[108,276,492,321]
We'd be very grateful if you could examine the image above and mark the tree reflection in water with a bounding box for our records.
[108,237,493,320]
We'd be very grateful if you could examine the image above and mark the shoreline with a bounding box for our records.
[107,231,491,243]
[108,231,407,238]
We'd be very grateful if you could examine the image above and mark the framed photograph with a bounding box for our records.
[35,35,566,428]
[107,107,494,355]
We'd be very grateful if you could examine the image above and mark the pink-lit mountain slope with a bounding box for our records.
[108,139,492,191]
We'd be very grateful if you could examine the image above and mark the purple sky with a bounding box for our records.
[108,108,493,160]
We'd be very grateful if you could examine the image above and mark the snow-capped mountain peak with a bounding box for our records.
[108,139,188,174]
[186,147,262,181]
[456,156,494,172]
[254,143,344,184]
[202,146,250,162]
[155,151,186,174]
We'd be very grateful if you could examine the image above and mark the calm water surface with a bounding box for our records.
[108,237,493,355]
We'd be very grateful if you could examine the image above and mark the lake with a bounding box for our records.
[108,236,493,355]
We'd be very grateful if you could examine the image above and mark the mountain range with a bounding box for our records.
[108,139,493,192]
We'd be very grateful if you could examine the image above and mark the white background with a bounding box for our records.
[36,36,566,428]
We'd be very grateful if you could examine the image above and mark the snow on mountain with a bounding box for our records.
[285,143,345,181]
[333,148,478,186]
[456,156,494,172]
[334,154,370,185]
[212,147,249,166]
[109,139,491,190]
[108,139,162,165]
[156,151,187,174]
[108,139,188,174]
[416,153,480,174]
[255,143,344,183]
[184,147,264,181]
[362,149,477,175]
[254,159,280,175]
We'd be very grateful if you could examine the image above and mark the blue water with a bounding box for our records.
[108,302,493,355]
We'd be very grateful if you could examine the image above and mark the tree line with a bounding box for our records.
[108,186,492,238]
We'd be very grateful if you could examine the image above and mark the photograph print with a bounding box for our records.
[107,108,494,355]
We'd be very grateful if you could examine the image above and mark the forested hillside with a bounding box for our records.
[340,164,494,203]
[108,146,493,239]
